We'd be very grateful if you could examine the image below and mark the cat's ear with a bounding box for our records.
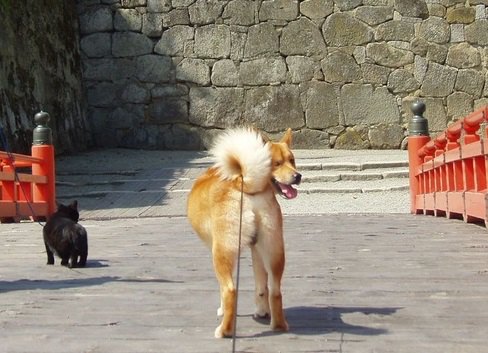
[69,200,78,210]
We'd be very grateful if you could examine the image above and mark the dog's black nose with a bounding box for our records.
[293,173,302,185]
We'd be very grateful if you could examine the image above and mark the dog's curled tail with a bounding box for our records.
[211,128,271,194]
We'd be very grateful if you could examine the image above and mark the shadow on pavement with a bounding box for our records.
[246,305,401,338]
[0,275,182,293]
[286,305,401,336]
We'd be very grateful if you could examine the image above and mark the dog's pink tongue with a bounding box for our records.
[281,184,298,199]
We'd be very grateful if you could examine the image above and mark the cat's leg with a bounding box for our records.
[44,242,55,265]
[78,250,87,267]
[61,257,70,267]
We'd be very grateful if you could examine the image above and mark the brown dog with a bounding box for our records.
[187,128,301,338]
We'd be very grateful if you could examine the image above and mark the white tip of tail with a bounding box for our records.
[211,128,271,194]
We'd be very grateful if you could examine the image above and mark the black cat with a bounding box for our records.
[43,200,88,268]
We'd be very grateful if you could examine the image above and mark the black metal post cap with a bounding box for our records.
[411,101,426,116]
[34,111,50,126]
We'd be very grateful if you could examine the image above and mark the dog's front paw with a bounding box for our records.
[214,324,224,338]
[214,324,233,338]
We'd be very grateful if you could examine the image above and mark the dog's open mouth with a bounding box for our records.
[272,179,298,199]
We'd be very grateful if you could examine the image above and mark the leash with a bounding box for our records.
[0,124,45,227]
[232,175,244,353]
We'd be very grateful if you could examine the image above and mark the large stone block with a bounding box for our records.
[321,51,361,83]
[142,13,164,37]
[259,0,299,21]
[446,6,476,24]
[334,126,370,149]
[335,0,362,11]
[387,69,420,94]
[393,0,428,19]
[286,56,322,83]
[114,9,142,31]
[299,0,333,20]
[242,85,304,131]
[146,98,189,123]
[341,84,400,125]
[302,81,340,129]
[84,58,138,82]
[355,6,393,26]
[79,6,113,34]
[155,26,194,56]
[135,55,173,83]
[323,13,374,46]
[162,8,191,27]
[292,129,330,149]
[446,42,481,68]
[455,69,484,97]
[447,92,474,120]
[418,97,446,132]
[80,33,112,58]
[361,63,390,85]
[280,18,327,57]
[86,82,117,107]
[109,104,144,129]
[189,0,225,25]
[112,32,154,57]
[418,17,450,44]
[375,20,415,42]
[222,0,256,25]
[465,19,488,45]
[366,42,414,68]
[121,83,150,104]
[240,57,287,85]
[176,58,211,85]
[369,124,405,149]
[189,87,244,128]
[211,60,240,86]
[147,0,171,12]
[244,22,279,58]
[420,62,457,97]
[194,25,231,59]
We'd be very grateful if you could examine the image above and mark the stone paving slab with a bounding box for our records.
[1,214,488,353]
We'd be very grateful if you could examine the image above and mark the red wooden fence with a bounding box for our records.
[408,102,488,226]
[0,112,55,222]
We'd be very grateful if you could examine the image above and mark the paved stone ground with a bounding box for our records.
[1,214,488,353]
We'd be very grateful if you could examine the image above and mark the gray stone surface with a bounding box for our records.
[2,148,488,352]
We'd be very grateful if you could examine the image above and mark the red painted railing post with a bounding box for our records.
[408,101,430,214]
[31,111,56,217]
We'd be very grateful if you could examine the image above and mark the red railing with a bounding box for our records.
[0,112,55,222]
[408,103,488,226]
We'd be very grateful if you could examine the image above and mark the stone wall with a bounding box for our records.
[0,0,91,154]
[77,0,488,150]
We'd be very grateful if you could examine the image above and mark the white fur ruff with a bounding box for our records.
[211,128,271,194]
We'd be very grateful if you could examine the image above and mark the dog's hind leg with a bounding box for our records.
[212,244,237,338]
[267,249,289,332]
[251,246,270,319]
[255,232,289,332]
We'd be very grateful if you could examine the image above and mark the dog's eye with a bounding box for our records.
[274,161,282,167]
[290,158,295,165]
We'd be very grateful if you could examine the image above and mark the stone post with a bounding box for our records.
[408,101,430,214]
[31,111,56,216]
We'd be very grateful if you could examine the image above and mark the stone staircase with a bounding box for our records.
[297,160,409,194]
[55,148,411,217]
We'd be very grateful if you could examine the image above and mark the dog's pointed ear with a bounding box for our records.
[250,125,270,144]
[280,128,293,147]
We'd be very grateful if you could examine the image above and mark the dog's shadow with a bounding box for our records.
[248,305,401,337]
